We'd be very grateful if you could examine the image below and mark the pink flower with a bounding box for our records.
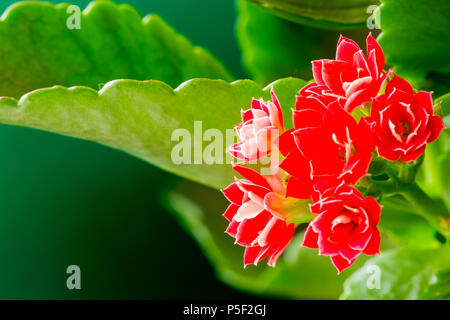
[368,75,445,162]
[301,33,391,112]
[303,182,382,273]
[221,165,295,267]
[279,95,375,189]
[227,89,284,163]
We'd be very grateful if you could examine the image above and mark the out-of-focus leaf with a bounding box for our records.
[377,0,450,93]
[417,94,450,210]
[246,0,379,29]
[0,0,232,98]
[163,181,367,299]
[236,0,369,85]
[420,267,450,300]
[379,198,442,249]
[0,78,306,190]
[341,246,450,299]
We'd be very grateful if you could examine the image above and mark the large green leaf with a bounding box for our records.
[377,0,450,93]
[236,0,369,85]
[163,181,367,299]
[246,0,379,29]
[0,0,232,99]
[341,246,450,299]
[0,77,306,189]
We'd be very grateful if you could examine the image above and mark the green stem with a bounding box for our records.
[398,182,450,240]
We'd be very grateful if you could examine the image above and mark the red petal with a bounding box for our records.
[343,86,373,112]
[236,210,271,246]
[244,246,265,266]
[400,145,426,162]
[355,118,376,152]
[415,91,434,115]
[232,165,272,190]
[363,228,380,255]
[251,98,262,111]
[366,33,384,77]
[312,60,325,86]
[222,183,244,205]
[339,244,361,261]
[286,176,314,199]
[331,254,355,273]
[267,223,295,266]
[225,220,240,237]
[376,143,401,161]
[302,225,319,249]
[427,115,445,143]
[277,129,297,156]
[322,60,349,95]
[295,95,328,112]
[270,88,284,128]
[293,109,324,129]
[223,203,239,221]
[336,35,360,64]
[386,75,414,96]
[279,148,310,178]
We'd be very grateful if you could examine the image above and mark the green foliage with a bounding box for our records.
[378,0,450,93]
[417,94,450,210]
[236,0,369,85]
[0,0,232,98]
[0,77,306,190]
[378,198,442,249]
[246,0,379,29]
[420,267,450,299]
[341,246,450,299]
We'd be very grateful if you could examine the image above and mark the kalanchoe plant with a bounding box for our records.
[0,0,449,300]
[223,34,446,273]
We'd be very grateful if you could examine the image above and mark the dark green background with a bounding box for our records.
[0,0,249,299]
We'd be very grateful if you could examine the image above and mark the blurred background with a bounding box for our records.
[0,0,249,299]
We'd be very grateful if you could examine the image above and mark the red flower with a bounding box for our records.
[227,89,284,163]
[369,75,445,162]
[221,165,295,267]
[301,33,391,112]
[303,182,381,273]
[279,95,375,189]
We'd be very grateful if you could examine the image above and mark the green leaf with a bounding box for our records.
[341,246,450,299]
[163,181,367,299]
[417,94,450,210]
[0,77,306,190]
[378,0,450,93]
[379,197,442,249]
[236,0,369,85]
[246,0,379,29]
[420,267,450,300]
[0,0,232,98]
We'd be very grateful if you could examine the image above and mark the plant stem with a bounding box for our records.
[398,182,450,240]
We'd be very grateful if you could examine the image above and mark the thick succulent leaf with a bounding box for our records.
[236,0,369,85]
[0,0,232,99]
[246,0,379,29]
[0,78,306,190]
[377,0,450,93]
[341,246,450,299]
[163,181,367,299]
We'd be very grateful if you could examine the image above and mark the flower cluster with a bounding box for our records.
[222,34,444,273]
